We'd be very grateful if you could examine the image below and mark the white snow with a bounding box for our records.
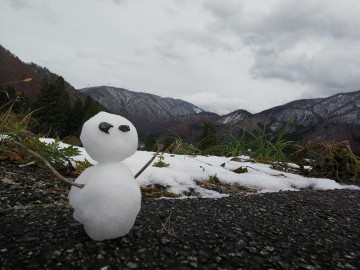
[123,152,360,195]
[68,162,141,240]
[80,111,138,163]
[67,112,141,241]
[41,138,360,197]
[193,107,203,114]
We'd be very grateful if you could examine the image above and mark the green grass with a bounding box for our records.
[197,118,296,163]
[0,98,34,140]
[153,155,170,168]
[0,99,80,171]
[243,119,295,162]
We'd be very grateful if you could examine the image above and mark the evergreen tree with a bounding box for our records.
[198,122,217,150]
[32,77,71,137]
[144,135,157,151]
[68,98,84,136]
[15,93,32,114]
[82,96,100,123]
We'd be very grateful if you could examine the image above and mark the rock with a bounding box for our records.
[52,250,62,257]
[126,262,138,269]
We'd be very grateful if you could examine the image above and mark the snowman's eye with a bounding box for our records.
[99,122,113,134]
[119,125,130,132]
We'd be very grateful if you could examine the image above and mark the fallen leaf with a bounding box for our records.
[232,167,248,174]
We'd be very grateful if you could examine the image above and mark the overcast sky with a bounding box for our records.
[1,0,360,115]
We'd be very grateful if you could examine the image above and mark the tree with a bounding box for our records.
[82,96,100,123]
[32,77,71,137]
[13,92,32,114]
[198,122,217,150]
[68,98,84,136]
[144,135,157,151]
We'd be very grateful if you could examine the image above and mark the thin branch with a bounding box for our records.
[9,139,84,188]
[244,165,260,172]
[135,148,162,179]
[135,140,182,179]
[159,210,172,234]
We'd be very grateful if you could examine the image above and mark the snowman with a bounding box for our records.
[69,111,141,241]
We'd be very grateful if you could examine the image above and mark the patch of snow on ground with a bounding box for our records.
[41,139,360,198]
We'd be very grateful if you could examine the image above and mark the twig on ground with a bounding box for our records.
[190,157,213,166]
[159,210,172,234]
[157,210,178,238]
[244,166,260,172]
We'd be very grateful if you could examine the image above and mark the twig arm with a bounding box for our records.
[135,149,162,179]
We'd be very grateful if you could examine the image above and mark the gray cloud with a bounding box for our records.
[107,0,127,5]
[158,28,239,58]
[182,92,249,115]
[203,0,360,94]
[1,0,359,115]
[203,0,243,19]
[251,41,360,91]
[8,0,32,9]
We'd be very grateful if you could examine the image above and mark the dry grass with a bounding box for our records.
[293,140,360,184]
[140,186,180,199]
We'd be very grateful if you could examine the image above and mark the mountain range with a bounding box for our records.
[217,91,360,153]
[81,86,360,153]
[78,86,205,135]
[1,44,359,153]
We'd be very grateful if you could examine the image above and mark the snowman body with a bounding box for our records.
[69,112,141,241]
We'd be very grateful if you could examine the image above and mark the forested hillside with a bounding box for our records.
[0,45,100,137]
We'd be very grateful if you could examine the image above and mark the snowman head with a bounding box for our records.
[80,112,138,163]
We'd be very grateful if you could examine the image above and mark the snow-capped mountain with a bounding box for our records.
[216,90,360,153]
[262,91,360,126]
[218,90,360,127]
[79,85,360,153]
[216,109,252,125]
[79,86,203,118]
[78,86,205,135]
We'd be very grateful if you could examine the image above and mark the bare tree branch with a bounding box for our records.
[9,139,84,189]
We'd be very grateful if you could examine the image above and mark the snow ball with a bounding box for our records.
[69,162,141,241]
[80,111,138,163]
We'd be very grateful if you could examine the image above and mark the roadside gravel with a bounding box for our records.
[1,162,360,269]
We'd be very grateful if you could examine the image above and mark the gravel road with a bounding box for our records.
[1,162,360,269]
